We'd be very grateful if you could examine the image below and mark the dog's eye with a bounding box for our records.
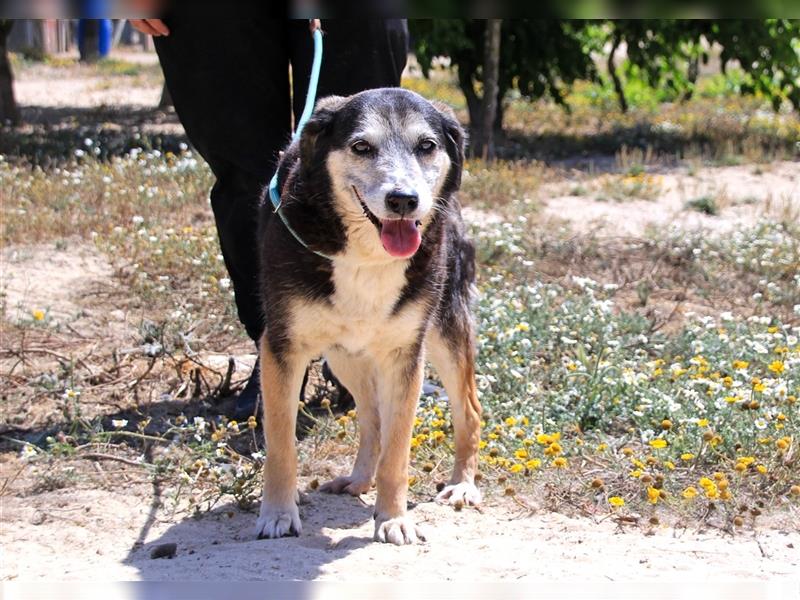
[417,139,437,154]
[351,140,373,156]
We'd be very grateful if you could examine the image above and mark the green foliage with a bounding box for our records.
[608,19,800,112]
[409,19,800,132]
[410,19,596,136]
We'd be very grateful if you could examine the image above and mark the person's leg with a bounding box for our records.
[289,19,408,118]
[155,19,292,345]
[154,19,291,416]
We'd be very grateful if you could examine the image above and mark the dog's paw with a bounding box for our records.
[374,515,426,545]
[255,502,301,539]
[436,481,482,507]
[319,475,372,496]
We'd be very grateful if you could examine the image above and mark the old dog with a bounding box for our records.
[256,88,481,545]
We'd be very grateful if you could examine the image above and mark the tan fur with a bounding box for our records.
[255,337,306,538]
[428,329,482,506]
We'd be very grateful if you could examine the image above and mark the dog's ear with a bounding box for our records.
[299,95,347,170]
[433,101,466,191]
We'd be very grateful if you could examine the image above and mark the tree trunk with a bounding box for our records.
[158,82,173,109]
[456,56,482,148]
[608,32,627,113]
[0,20,20,125]
[682,54,699,102]
[478,19,502,161]
[80,19,100,63]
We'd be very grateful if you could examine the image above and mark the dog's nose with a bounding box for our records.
[385,190,419,215]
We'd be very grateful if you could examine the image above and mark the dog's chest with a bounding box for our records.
[291,260,422,355]
[331,260,406,317]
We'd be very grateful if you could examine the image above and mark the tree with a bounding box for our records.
[593,20,800,113]
[478,19,501,159]
[80,19,101,63]
[411,19,595,145]
[411,19,800,133]
[0,20,20,125]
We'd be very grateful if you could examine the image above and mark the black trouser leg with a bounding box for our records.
[154,19,291,342]
[289,19,408,117]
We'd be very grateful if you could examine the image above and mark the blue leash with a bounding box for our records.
[268,27,334,260]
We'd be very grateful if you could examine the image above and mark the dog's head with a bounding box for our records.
[298,88,465,260]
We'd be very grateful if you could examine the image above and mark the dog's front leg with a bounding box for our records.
[373,352,426,545]
[428,329,482,507]
[255,336,306,539]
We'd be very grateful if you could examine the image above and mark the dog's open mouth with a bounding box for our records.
[353,186,422,259]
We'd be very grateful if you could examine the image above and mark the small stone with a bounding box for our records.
[29,511,46,526]
[150,543,177,559]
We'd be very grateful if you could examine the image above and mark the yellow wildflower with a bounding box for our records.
[32,309,45,321]
[552,457,568,468]
[649,439,667,449]
[682,486,698,499]
[647,487,660,504]
[525,458,542,470]
[768,361,785,375]
[514,448,528,460]
[680,453,695,461]
[608,496,625,507]
[536,432,561,445]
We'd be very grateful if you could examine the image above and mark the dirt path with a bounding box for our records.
[2,480,798,582]
[542,162,799,236]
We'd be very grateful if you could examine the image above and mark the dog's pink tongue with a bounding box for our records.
[380,219,421,258]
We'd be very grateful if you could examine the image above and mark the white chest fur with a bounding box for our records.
[288,258,425,358]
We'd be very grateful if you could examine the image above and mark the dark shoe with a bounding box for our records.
[233,357,260,421]
[321,361,355,411]
[422,380,447,400]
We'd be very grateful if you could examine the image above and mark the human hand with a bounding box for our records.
[130,19,170,37]
[309,19,321,33]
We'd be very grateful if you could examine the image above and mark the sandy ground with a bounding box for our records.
[1,242,113,325]
[542,162,799,236]
[12,50,163,109]
[2,480,799,582]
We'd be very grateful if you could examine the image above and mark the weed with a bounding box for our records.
[686,196,720,216]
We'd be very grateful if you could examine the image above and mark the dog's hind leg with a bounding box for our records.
[372,351,426,545]
[319,351,379,496]
[427,327,482,507]
[255,336,307,539]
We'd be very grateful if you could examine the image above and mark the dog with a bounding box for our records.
[255,88,482,545]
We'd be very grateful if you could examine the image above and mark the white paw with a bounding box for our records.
[436,481,482,507]
[374,515,426,545]
[319,475,372,496]
[255,501,301,539]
